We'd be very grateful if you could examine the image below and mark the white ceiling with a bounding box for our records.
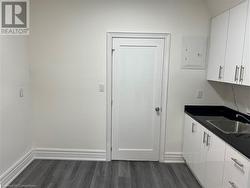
[204,0,244,16]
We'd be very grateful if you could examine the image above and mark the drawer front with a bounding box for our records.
[223,145,250,188]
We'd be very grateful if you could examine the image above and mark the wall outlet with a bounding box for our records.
[98,84,105,92]
[196,89,204,99]
[246,107,250,115]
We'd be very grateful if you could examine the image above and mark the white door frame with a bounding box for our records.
[106,32,170,162]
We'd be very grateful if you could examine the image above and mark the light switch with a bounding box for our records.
[99,84,105,92]
[20,88,24,98]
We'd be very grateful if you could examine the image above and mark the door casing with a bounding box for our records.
[106,32,170,162]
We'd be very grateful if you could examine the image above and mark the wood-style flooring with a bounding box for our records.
[8,160,201,188]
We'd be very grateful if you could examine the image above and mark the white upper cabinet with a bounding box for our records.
[207,0,250,86]
[242,1,250,86]
[224,1,248,84]
[207,11,229,82]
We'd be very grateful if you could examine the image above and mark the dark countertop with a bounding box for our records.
[185,105,250,159]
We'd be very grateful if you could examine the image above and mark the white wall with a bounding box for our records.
[0,36,32,176]
[204,0,244,16]
[30,0,224,155]
[222,84,250,114]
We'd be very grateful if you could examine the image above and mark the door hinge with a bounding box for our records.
[111,100,113,106]
[112,49,115,53]
[111,147,112,151]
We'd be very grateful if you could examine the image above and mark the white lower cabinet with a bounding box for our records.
[183,114,250,188]
[183,114,225,187]
[183,114,202,175]
[223,145,250,188]
[183,114,193,166]
[196,124,225,188]
[204,128,226,188]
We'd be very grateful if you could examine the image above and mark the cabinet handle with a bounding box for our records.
[218,66,223,79]
[191,123,195,133]
[203,132,207,144]
[234,65,240,82]
[239,66,244,83]
[206,134,211,146]
[231,157,244,173]
[228,181,238,188]
[231,158,244,168]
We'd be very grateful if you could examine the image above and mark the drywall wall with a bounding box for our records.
[204,0,244,16]
[29,0,225,156]
[0,36,32,176]
[223,84,250,114]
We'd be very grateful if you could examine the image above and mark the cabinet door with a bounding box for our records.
[223,145,250,188]
[207,11,229,82]
[183,115,204,185]
[190,125,207,187]
[205,131,226,188]
[191,121,203,180]
[183,114,193,167]
[224,1,248,84]
[242,1,250,86]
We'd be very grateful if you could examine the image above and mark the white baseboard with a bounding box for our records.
[33,148,106,161]
[163,152,184,163]
[0,150,34,188]
[0,148,106,187]
[0,149,182,187]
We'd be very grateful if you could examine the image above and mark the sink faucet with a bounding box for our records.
[236,114,250,123]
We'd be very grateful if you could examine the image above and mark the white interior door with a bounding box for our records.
[111,37,164,161]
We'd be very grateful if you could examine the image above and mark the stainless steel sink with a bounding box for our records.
[206,119,250,134]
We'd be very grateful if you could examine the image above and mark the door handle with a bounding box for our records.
[231,158,244,169]
[155,107,161,112]
[235,65,240,82]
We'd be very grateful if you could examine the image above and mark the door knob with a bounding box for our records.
[155,107,161,112]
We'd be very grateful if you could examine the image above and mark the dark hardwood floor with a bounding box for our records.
[8,160,201,188]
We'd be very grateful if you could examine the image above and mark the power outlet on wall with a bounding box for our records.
[98,84,105,92]
[246,107,250,115]
[196,89,204,99]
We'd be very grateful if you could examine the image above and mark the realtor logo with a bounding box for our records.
[0,0,29,35]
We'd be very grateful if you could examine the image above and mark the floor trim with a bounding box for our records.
[0,150,33,188]
[33,148,106,161]
[163,152,185,163]
[0,149,183,187]
[0,148,106,187]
